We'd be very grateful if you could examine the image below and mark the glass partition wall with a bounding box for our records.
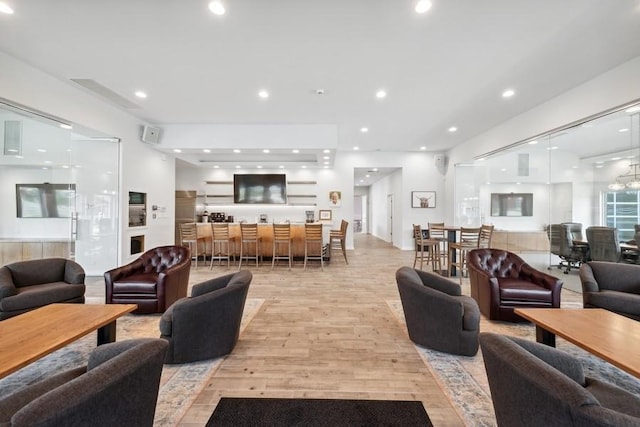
[0,102,119,275]
[454,100,640,268]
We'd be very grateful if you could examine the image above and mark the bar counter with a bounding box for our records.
[194,222,331,258]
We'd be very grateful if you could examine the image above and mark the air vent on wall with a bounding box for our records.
[70,79,140,109]
[141,125,161,144]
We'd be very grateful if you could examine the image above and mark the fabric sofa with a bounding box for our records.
[579,261,640,321]
[480,333,640,426]
[0,258,85,320]
[0,338,168,427]
[160,270,252,363]
[104,245,191,314]
[466,248,563,322]
[396,266,480,356]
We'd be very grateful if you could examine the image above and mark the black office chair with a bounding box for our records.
[548,223,588,273]
[585,226,621,262]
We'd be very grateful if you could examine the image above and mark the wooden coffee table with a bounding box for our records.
[514,308,640,378]
[0,303,137,379]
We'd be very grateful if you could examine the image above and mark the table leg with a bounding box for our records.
[447,229,457,276]
[97,320,117,345]
[535,325,556,347]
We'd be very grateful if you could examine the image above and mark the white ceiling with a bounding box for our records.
[1,0,640,184]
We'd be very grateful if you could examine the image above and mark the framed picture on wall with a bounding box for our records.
[412,191,436,208]
[319,210,332,221]
[329,191,342,207]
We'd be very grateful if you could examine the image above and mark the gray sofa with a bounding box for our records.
[0,338,168,427]
[396,266,480,356]
[0,258,85,320]
[160,270,252,364]
[579,261,640,321]
[480,333,640,426]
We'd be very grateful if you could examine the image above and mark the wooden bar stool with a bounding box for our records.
[304,223,324,271]
[179,222,204,269]
[238,223,262,269]
[428,222,448,273]
[210,223,237,269]
[272,223,293,270]
[329,220,349,264]
[412,224,443,272]
[448,226,481,283]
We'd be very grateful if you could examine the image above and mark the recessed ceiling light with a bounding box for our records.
[502,89,515,98]
[619,128,630,133]
[62,165,69,169]
[233,149,241,153]
[301,165,307,169]
[292,149,299,153]
[448,126,457,133]
[263,149,270,153]
[257,165,263,169]
[595,165,604,168]
[595,161,604,164]
[173,149,182,153]
[528,140,538,145]
[360,127,369,133]
[477,158,486,161]
[208,1,225,15]
[7,148,16,152]
[324,161,330,165]
[203,149,211,153]
[134,91,147,99]
[37,148,47,153]
[373,168,378,171]
[0,2,14,14]
[365,174,370,178]
[420,146,427,150]
[59,124,73,130]
[375,90,387,99]
[214,165,219,168]
[500,168,507,172]
[279,165,285,169]
[315,89,325,95]
[415,0,432,14]
[323,149,330,153]
[44,160,52,164]
[235,165,242,169]
[626,106,640,113]
[15,155,23,159]
[323,156,330,160]
[324,166,329,169]
[359,179,364,183]
[42,167,48,170]
[611,157,622,160]
[258,90,269,99]
[353,146,359,150]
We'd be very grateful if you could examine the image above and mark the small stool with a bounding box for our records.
[272,223,293,270]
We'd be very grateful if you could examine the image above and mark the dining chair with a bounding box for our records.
[272,223,293,270]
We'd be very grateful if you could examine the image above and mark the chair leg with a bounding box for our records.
[340,239,348,264]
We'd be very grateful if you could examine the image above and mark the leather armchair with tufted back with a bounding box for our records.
[466,248,563,322]
[104,245,191,314]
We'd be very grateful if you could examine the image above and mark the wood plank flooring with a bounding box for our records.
[177,233,463,426]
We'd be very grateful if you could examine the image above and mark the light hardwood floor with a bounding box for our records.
[85,233,585,426]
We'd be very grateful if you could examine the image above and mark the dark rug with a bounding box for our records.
[206,397,433,426]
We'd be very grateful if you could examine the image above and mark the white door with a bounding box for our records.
[387,194,393,243]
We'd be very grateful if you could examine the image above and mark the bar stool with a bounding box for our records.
[479,224,495,248]
[179,222,204,269]
[428,222,448,273]
[210,223,237,269]
[412,224,443,272]
[329,220,349,264]
[448,226,481,283]
[304,223,324,271]
[239,223,262,269]
[272,223,293,270]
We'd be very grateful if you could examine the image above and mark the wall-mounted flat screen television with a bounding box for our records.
[490,193,533,217]
[16,183,76,218]
[233,174,287,204]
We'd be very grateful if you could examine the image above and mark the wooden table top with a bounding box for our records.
[0,303,137,379]
[514,308,640,378]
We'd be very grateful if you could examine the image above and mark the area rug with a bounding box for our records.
[386,300,640,427]
[206,397,433,427]
[0,298,265,427]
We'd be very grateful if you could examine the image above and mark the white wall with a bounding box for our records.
[0,52,177,268]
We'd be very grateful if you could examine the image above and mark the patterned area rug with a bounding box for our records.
[387,300,640,427]
[0,299,264,426]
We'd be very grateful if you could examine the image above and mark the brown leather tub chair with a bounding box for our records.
[104,246,191,314]
[467,248,563,322]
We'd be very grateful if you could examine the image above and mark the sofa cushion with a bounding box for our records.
[0,282,85,312]
[461,296,480,331]
[112,274,158,294]
[498,278,552,303]
[6,258,67,288]
[585,290,640,317]
[159,302,178,336]
[586,377,640,418]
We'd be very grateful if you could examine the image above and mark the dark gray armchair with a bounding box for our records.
[396,266,480,356]
[0,338,168,427]
[480,333,640,427]
[160,270,252,364]
[0,258,85,320]
[579,261,640,320]
[586,226,621,262]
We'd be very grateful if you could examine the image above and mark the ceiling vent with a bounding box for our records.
[141,126,161,144]
[70,79,140,109]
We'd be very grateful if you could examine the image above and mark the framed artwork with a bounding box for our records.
[329,190,342,207]
[412,191,436,208]
[319,210,332,221]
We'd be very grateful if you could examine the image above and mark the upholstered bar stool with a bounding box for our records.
[210,223,237,269]
[448,226,481,283]
[272,223,293,270]
[238,223,262,269]
[304,223,324,271]
[179,222,203,269]
[329,219,349,264]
